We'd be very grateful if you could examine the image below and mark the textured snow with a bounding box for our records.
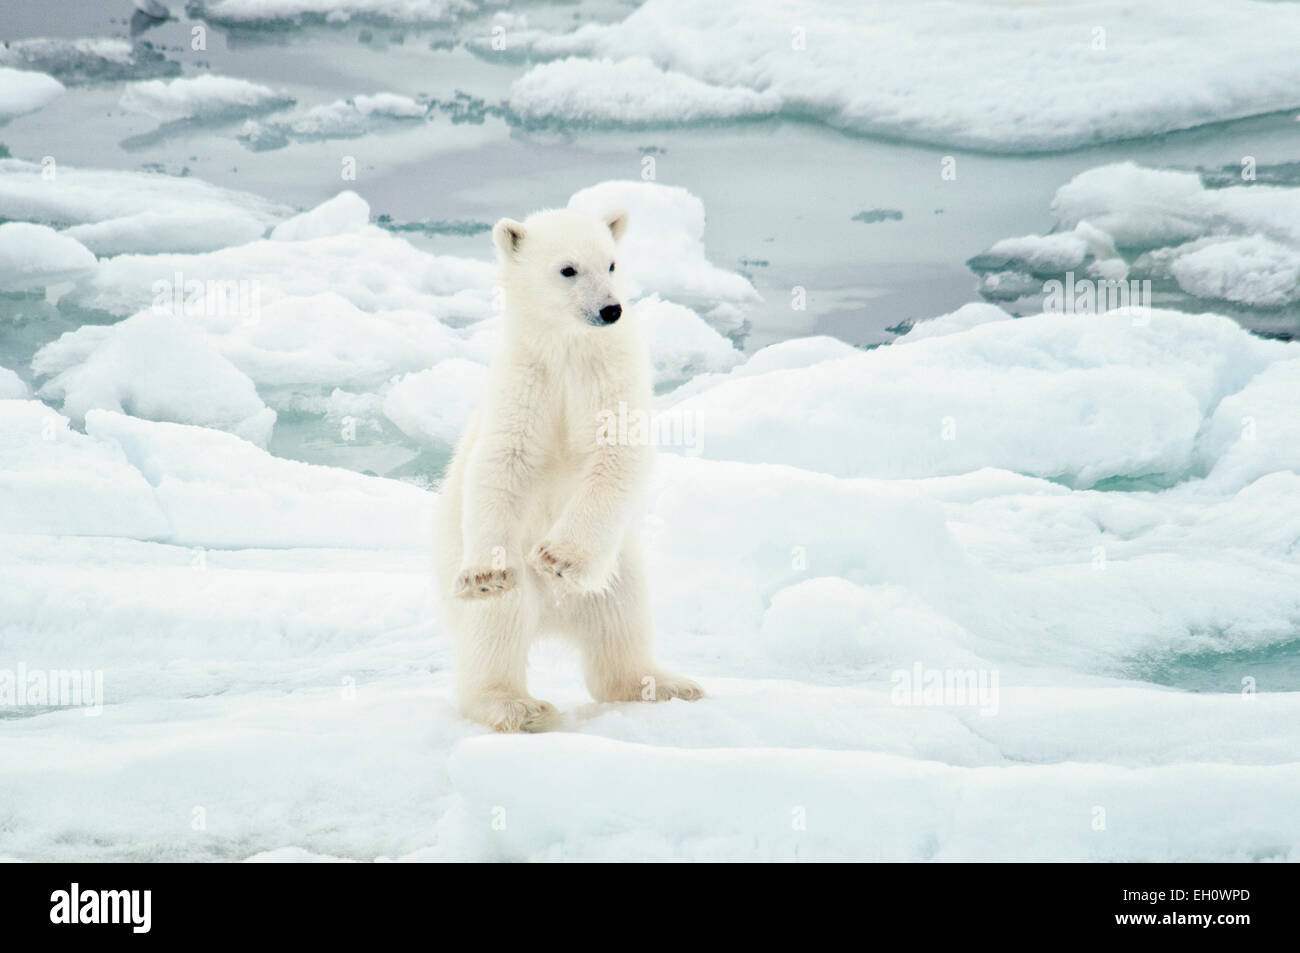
[506,0,1300,151]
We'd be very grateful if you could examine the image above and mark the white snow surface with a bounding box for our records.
[2,166,1299,862]
[505,0,1300,151]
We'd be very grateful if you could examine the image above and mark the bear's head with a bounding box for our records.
[492,207,628,331]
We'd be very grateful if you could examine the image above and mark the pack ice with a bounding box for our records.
[1,164,1298,862]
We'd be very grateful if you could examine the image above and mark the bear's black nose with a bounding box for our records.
[599,303,622,324]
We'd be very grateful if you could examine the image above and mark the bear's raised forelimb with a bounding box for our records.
[454,363,548,599]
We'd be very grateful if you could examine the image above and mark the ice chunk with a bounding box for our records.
[0,68,64,122]
[0,222,97,290]
[509,57,781,126]
[1167,234,1300,307]
[983,162,1300,309]
[118,74,293,122]
[634,295,742,388]
[382,358,488,447]
[239,92,427,148]
[270,190,370,241]
[33,310,277,447]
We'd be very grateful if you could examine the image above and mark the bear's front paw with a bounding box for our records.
[527,539,596,593]
[453,565,517,599]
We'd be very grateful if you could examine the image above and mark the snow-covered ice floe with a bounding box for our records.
[498,0,1300,150]
[0,37,180,85]
[970,161,1300,319]
[1,160,1299,861]
[237,92,428,151]
[119,75,295,124]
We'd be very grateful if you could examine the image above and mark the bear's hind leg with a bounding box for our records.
[561,544,703,705]
[452,576,559,733]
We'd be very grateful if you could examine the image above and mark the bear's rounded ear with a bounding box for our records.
[493,218,526,259]
[603,208,629,243]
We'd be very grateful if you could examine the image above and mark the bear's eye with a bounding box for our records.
[609,262,615,273]
[560,266,577,278]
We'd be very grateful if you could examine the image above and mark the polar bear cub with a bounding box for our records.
[435,206,702,732]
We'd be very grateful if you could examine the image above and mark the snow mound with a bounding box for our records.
[383,359,489,447]
[0,68,64,122]
[271,190,370,241]
[0,222,97,290]
[119,74,293,123]
[0,158,286,255]
[509,57,781,126]
[33,310,277,447]
[634,295,742,388]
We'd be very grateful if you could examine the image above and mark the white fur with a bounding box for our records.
[435,207,702,732]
